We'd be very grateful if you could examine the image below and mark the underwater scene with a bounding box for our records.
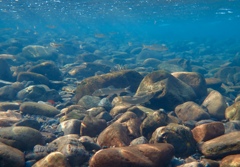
[1,0,240,166]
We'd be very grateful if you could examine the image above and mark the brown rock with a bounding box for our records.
[202,90,228,120]
[109,104,133,117]
[192,122,225,143]
[97,122,132,147]
[20,102,60,117]
[17,72,50,86]
[172,71,208,98]
[80,115,107,137]
[135,70,196,110]
[220,154,240,167]
[199,131,240,158]
[0,126,44,151]
[32,152,70,167]
[0,142,25,167]
[0,102,20,111]
[89,143,174,167]
[57,119,81,135]
[175,101,210,122]
[74,70,143,102]
[225,101,240,121]
[205,78,222,90]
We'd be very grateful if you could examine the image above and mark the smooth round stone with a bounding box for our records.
[130,136,149,146]
[199,131,240,158]
[0,126,44,151]
[178,162,205,167]
[220,154,240,167]
[89,143,174,167]
[14,119,41,130]
[0,142,25,167]
[78,95,101,109]
[175,101,210,122]
[191,122,225,143]
[0,82,24,100]
[28,61,63,81]
[202,90,228,120]
[17,72,50,86]
[150,123,196,158]
[224,120,240,134]
[20,102,60,117]
[32,152,70,167]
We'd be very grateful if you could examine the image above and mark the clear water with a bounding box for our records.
[1,0,240,48]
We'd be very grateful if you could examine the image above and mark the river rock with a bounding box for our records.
[215,66,240,84]
[140,110,168,140]
[205,78,222,90]
[57,119,81,135]
[80,115,107,137]
[0,59,13,81]
[220,154,240,167]
[21,45,58,60]
[28,61,63,81]
[0,82,24,100]
[74,70,143,102]
[0,142,25,167]
[0,102,20,111]
[78,95,101,109]
[20,102,60,117]
[172,71,207,98]
[0,110,22,127]
[175,101,210,122]
[47,134,89,166]
[115,111,142,139]
[89,143,174,167]
[135,70,196,110]
[0,126,44,151]
[17,85,61,102]
[199,131,240,158]
[201,90,228,120]
[191,122,225,143]
[225,101,240,121]
[150,123,196,158]
[97,122,132,147]
[130,136,149,146]
[17,72,50,86]
[224,120,240,133]
[32,151,70,167]
[109,104,133,117]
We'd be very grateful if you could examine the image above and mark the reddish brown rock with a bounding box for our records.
[192,122,225,143]
[199,131,240,158]
[89,143,174,167]
[202,90,228,120]
[172,71,208,98]
[97,122,132,147]
[220,154,240,167]
[175,101,210,122]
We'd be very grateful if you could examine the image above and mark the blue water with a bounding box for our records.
[1,0,240,48]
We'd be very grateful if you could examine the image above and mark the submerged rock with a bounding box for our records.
[225,101,240,121]
[89,143,174,167]
[135,70,196,110]
[74,70,143,102]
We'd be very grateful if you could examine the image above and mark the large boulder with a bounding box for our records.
[135,70,196,110]
[74,70,143,102]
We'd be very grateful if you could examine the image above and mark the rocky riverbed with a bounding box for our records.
[0,33,240,167]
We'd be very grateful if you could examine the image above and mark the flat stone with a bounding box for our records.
[220,154,240,167]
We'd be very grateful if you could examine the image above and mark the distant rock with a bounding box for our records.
[0,59,13,81]
[21,45,58,60]
[17,72,50,86]
[28,61,63,81]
